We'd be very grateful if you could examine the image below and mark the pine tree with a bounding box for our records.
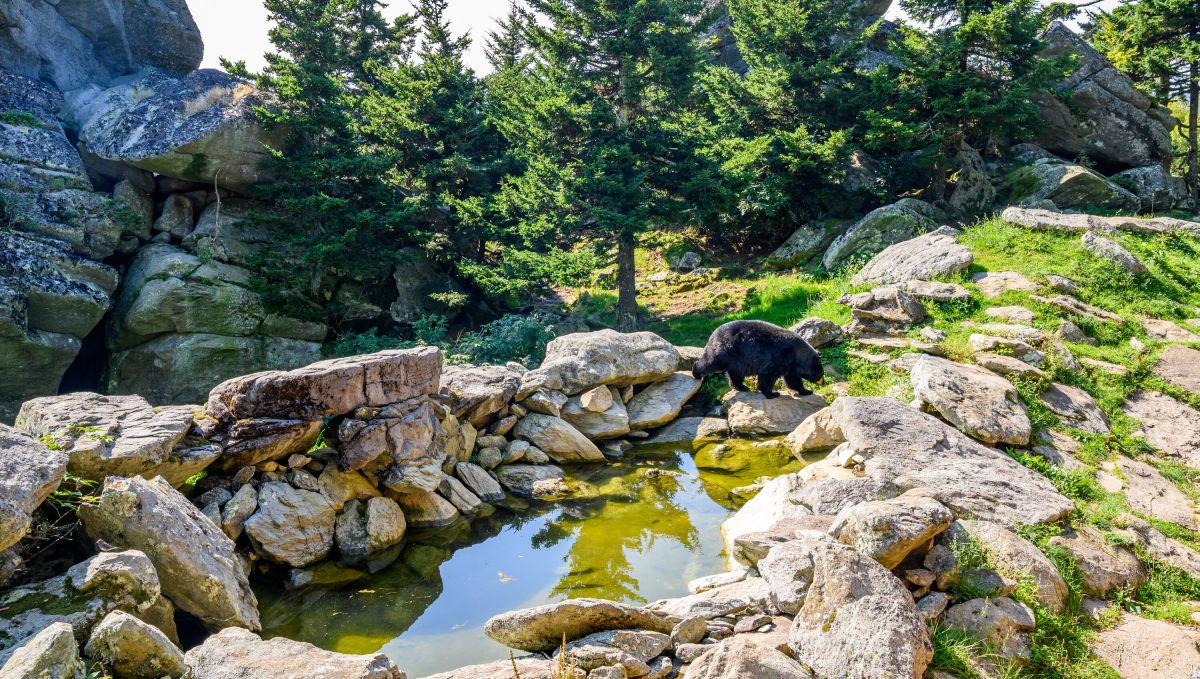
[1094,0,1200,205]
[489,0,704,330]
[485,0,531,72]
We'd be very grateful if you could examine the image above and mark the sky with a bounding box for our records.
[190,0,1119,76]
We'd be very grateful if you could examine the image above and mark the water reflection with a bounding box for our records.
[255,441,803,677]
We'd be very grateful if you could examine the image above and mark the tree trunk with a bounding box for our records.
[1190,59,1198,208]
[616,232,638,332]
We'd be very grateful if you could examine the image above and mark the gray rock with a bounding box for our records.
[521,389,569,418]
[79,476,260,631]
[645,417,729,445]
[484,599,677,654]
[1048,525,1146,597]
[852,229,973,286]
[1040,383,1109,435]
[1123,391,1200,467]
[85,610,186,679]
[823,199,942,270]
[902,279,972,303]
[561,390,630,440]
[183,627,404,679]
[831,492,953,569]
[682,636,811,678]
[758,539,824,615]
[495,464,569,500]
[220,484,258,540]
[1091,612,1200,679]
[0,424,67,553]
[1112,165,1189,211]
[648,576,773,620]
[1155,345,1200,394]
[393,491,460,529]
[948,143,997,214]
[388,247,456,324]
[335,497,406,564]
[317,467,379,511]
[438,474,483,515]
[243,481,337,568]
[439,364,522,427]
[952,520,1068,612]
[971,270,1038,298]
[1083,231,1147,274]
[519,330,680,397]
[0,622,83,679]
[1003,158,1139,211]
[627,373,702,429]
[839,286,927,335]
[513,414,604,463]
[765,220,843,270]
[454,462,505,502]
[1001,206,1199,235]
[944,597,1036,661]
[789,317,843,349]
[724,392,828,437]
[911,355,1031,446]
[1118,458,1198,531]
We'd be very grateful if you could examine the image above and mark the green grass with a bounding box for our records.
[0,111,42,128]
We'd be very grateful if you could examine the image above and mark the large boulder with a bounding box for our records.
[560,389,630,440]
[1112,165,1189,211]
[512,414,604,462]
[910,356,1031,446]
[85,610,187,679]
[15,392,218,486]
[851,228,973,286]
[1040,383,1110,435]
[0,622,84,679]
[183,627,404,679]
[439,364,521,427]
[1048,525,1146,597]
[1000,206,1199,235]
[627,373,702,429]
[484,599,677,653]
[244,482,337,568]
[839,286,927,335]
[74,69,282,192]
[948,143,998,214]
[764,220,844,270]
[519,330,680,397]
[683,636,811,678]
[1082,231,1146,274]
[79,476,260,631]
[1003,157,1139,211]
[1034,22,1175,173]
[788,540,933,678]
[831,492,953,569]
[724,392,828,437]
[943,597,1037,661]
[823,198,942,271]
[0,424,67,552]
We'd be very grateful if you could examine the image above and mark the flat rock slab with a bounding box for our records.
[184,627,403,679]
[851,230,973,286]
[484,598,678,653]
[1155,345,1200,394]
[627,372,702,429]
[1091,613,1200,679]
[645,417,729,445]
[1117,458,1198,531]
[1123,391,1200,467]
[1048,526,1146,597]
[971,271,1038,298]
[724,392,828,437]
[829,397,1073,528]
[519,330,680,397]
[1143,318,1200,344]
[0,424,67,552]
[911,355,1031,446]
[1040,383,1109,435]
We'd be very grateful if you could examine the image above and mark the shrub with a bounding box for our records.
[454,313,558,366]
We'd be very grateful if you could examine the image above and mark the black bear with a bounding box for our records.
[691,320,824,399]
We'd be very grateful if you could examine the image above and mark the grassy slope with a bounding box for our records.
[577,217,1200,678]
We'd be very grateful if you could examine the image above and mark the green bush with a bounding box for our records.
[454,313,558,366]
[0,111,43,128]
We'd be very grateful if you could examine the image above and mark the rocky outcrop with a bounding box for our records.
[911,356,1032,446]
[1113,164,1190,211]
[519,330,680,397]
[0,424,67,553]
[183,627,405,679]
[1003,157,1139,211]
[851,228,973,286]
[1001,206,1199,235]
[1034,22,1175,173]
[823,199,942,271]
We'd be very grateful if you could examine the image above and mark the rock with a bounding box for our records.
[719,473,814,558]
[787,541,932,679]
[495,464,568,500]
[645,417,729,445]
[943,597,1036,661]
[724,392,827,437]
[1040,383,1109,435]
[1091,613,1200,679]
[830,492,953,569]
[823,198,942,270]
[967,334,1045,365]
[910,356,1031,446]
[851,229,973,286]
[1082,231,1147,274]
[14,393,217,486]
[765,220,843,269]
[915,592,950,622]
[154,194,194,238]
[687,571,748,595]
[0,425,67,553]
[949,143,997,214]
[85,610,186,679]
[674,345,706,371]
[789,317,843,349]
[1155,345,1200,394]
[520,330,680,397]
[243,481,336,567]
[1003,158,1139,211]
[627,373,702,429]
[1113,165,1188,211]
[758,538,826,615]
[521,389,569,418]
[1117,458,1198,531]
[0,621,83,679]
[1143,318,1200,344]
[985,306,1035,324]
[455,462,505,502]
[1115,514,1200,581]
[785,408,844,454]
[838,286,927,335]
[648,576,773,620]
[1058,319,1096,346]
[971,270,1038,299]
[1032,293,1122,323]
[335,497,406,563]
[561,391,630,440]
[438,474,483,515]
[440,364,521,427]
[974,352,1047,380]
[387,248,456,324]
[513,414,604,462]
[220,484,257,540]
[952,520,1068,612]
[1048,526,1146,597]
[682,636,811,678]
[1034,22,1175,172]
[392,491,460,528]
[902,280,972,303]
[420,658,583,679]
[183,627,403,679]
[484,599,677,654]
[79,476,260,631]
[828,397,1072,527]
[318,467,379,511]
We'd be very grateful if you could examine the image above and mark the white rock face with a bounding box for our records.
[721,474,812,558]
[910,356,1032,446]
[0,424,67,553]
[79,476,260,631]
[183,627,404,679]
[245,482,337,568]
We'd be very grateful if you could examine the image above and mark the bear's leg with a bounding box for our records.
[784,370,812,396]
[758,373,781,399]
[728,370,750,392]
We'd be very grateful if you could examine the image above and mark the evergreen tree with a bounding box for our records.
[489,0,705,330]
[1094,0,1200,204]
[485,1,531,72]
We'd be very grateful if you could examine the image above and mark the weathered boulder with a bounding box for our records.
[903,279,971,303]
[944,597,1037,661]
[561,389,630,440]
[790,317,843,349]
[205,347,442,422]
[454,462,505,502]
[1117,458,1198,531]
[831,492,953,569]
[388,247,456,324]
[183,627,404,679]
[85,610,186,679]
[949,143,998,214]
[765,220,843,270]
[1155,345,1200,394]
[1048,525,1146,597]
[439,364,521,427]
[786,408,844,455]
[79,476,260,631]
[910,356,1031,446]
[495,464,569,500]
[951,520,1068,612]
[975,352,1047,380]
[0,424,67,553]
[971,270,1038,298]
[823,199,942,270]
[0,622,83,679]
[1112,165,1189,211]
[334,497,406,563]
[1040,383,1109,435]
[1082,231,1146,274]
[839,286,927,335]
[851,228,973,286]
[244,482,336,568]
[421,658,583,679]
[720,474,813,559]
[1003,158,1139,211]
[1092,613,1200,679]
[14,393,218,486]
[828,398,1073,527]
[724,392,828,437]
[683,636,811,678]
[788,540,932,679]
[75,69,282,192]
[519,330,680,397]
[1123,391,1200,467]
[758,536,828,615]
[555,628,668,675]
[626,373,702,429]
[392,491,460,528]
[484,599,677,654]
[513,414,604,462]
[336,399,446,490]
[1034,22,1175,173]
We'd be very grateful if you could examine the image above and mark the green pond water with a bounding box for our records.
[255,440,810,677]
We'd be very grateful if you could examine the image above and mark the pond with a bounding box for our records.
[255,440,811,677]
